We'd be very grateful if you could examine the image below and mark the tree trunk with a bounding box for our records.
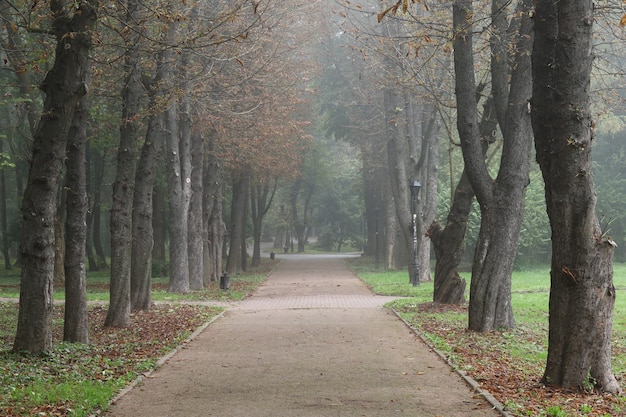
[106,0,143,327]
[87,145,108,270]
[63,95,89,344]
[240,186,249,272]
[453,0,533,331]
[427,173,473,305]
[92,149,108,270]
[532,0,620,394]
[165,102,191,293]
[419,123,438,283]
[203,137,223,283]
[13,0,96,353]
[427,96,497,305]
[360,139,386,259]
[152,179,167,264]
[226,177,249,274]
[130,107,164,310]
[54,202,65,286]
[188,128,204,290]
[85,143,97,272]
[0,139,10,269]
[290,177,308,253]
[384,89,414,281]
[385,198,406,270]
[250,181,275,267]
[250,187,264,266]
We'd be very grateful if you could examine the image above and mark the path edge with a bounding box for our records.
[92,310,226,416]
[391,308,514,417]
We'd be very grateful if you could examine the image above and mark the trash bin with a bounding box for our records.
[220,272,230,290]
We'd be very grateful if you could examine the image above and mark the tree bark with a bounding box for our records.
[54,198,65,286]
[532,0,621,394]
[13,0,96,353]
[85,144,97,272]
[91,149,108,270]
[290,177,309,253]
[360,138,386,259]
[106,0,143,327]
[188,128,204,290]
[427,173,472,305]
[165,101,191,293]
[428,97,498,305]
[203,138,223,283]
[384,89,414,279]
[63,95,89,343]
[86,145,108,270]
[453,0,533,331]
[152,179,168,264]
[240,180,249,272]
[163,4,191,292]
[250,181,276,267]
[226,176,249,274]
[130,105,164,310]
[0,139,10,269]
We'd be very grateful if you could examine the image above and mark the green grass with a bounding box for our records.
[0,260,275,417]
[347,258,626,416]
[8,377,124,417]
[0,259,277,302]
[0,304,219,417]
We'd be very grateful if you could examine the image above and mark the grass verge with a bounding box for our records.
[348,258,626,417]
[0,259,276,416]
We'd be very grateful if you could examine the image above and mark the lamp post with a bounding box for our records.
[409,180,421,286]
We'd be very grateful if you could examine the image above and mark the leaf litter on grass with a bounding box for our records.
[1,303,222,417]
[396,302,626,417]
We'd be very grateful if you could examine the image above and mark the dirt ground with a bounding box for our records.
[104,254,502,417]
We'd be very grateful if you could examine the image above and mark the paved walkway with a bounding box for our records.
[105,255,500,417]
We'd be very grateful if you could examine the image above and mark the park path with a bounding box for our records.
[104,254,500,417]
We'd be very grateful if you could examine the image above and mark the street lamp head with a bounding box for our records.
[409,180,421,198]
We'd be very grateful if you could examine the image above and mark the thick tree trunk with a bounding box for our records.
[13,0,95,353]
[453,0,533,331]
[88,147,108,270]
[152,180,167,264]
[532,0,620,394]
[165,102,191,293]
[203,138,223,283]
[54,206,65,286]
[188,128,205,290]
[427,173,473,305]
[92,198,108,269]
[130,108,164,310]
[384,89,414,280]
[385,198,406,270]
[469,10,533,330]
[85,143,97,272]
[427,94,497,305]
[63,95,89,344]
[106,0,142,327]
[419,125,439,283]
